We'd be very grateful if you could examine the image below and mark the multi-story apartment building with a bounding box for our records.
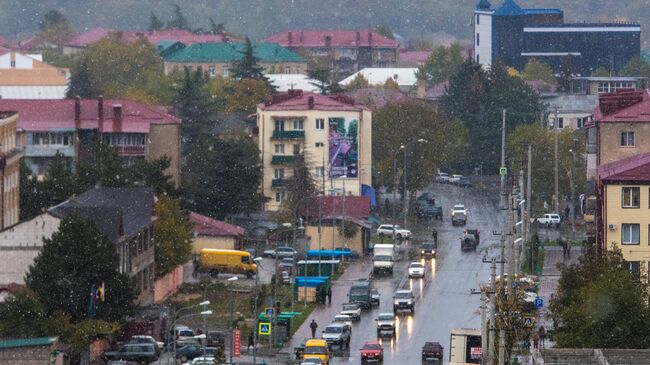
[0,51,69,99]
[0,98,181,186]
[0,112,21,229]
[256,90,372,211]
[262,30,399,78]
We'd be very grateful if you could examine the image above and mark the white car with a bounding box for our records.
[334,314,353,327]
[408,262,425,278]
[449,174,463,184]
[375,312,396,336]
[537,213,561,227]
[190,357,216,365]
[376,224,412,239]
[435,172,450,183]
[341,303,362,321]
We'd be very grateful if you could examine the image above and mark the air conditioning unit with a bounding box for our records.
[608,224,617,231]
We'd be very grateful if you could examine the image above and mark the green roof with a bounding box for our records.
[164,42,305,63]
[0,337,57,349]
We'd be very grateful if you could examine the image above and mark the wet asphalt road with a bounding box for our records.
[329,182,502,364]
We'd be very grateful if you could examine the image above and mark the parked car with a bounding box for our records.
[126,335,163,354]
[263,249,276,258]
[537,213,561,227]
[393,290,415,314]
[300,359,324,365]
[275,246,297,258]
[421,341,444,361]
[280,257,295,268]
[370,288,380,306]
[102,343,159,364]
[408,262,425,278]
[435,172,450,183]
[449,174,463,184]
[340,303,362,321]
[457,176,472,187]
[173,326,195,344]
[321,323,351,349]
[376,224,412,239]
[190,357,216,365]
[175,345,216,363]
[375,313,396,337]
[360,341,384,363]
[206,330,226,349]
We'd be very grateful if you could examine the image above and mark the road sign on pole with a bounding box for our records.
[264,307,275,317]
[258,321,272,335]
[534,298,544,308]
[499,167,508,176]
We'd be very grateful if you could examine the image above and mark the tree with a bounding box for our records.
[128,157,176,196]
[37,10,75,49]
[373,101,467,198]
[77,143,128,190]
[175,67,211,148]
[0,290,48,338]
[346,73,369,91]
[280,154,318,222]
[154,197,192,277]
[591,66,613,77]
[231,37,272,89]
[224,78,272,113]
[415,43,464,84]
[383,77,400,90]
[374,25,394,39]
[209,18,226,35]
[25,215,135,321]
[183,134,266,219]
[522,58,557,84]
[148,12,164,31]
[19,159,48,221]
[66,57,97,98]
[167,4,189,30]
[620,57,650,78]
[42,152,78,207]
[550,248,650,348]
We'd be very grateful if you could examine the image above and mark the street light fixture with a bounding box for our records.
[200,310,213,315]
[227,276,239,365]
[199,300,210,306]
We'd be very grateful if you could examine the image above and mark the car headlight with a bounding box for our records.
[394,300,400,305]
[421,250,425,254]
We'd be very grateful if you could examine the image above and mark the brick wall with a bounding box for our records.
[154,265,184,303]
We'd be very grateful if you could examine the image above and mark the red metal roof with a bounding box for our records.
[261,30,398,48]
[594,89,650,123]
[298,196,371,220]
[258,91,367,112]
[0,99,180,133]
[66,28,238,48]
[398,50,431,64]
[598,151,650,182]
[189,212,245,237]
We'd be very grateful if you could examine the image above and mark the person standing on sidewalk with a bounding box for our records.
[432,229,438,244]
[327,286,332,305]
[539,326,546,349]
[247,332,254,352]
[532,331,540,349]
[310,319,318,338]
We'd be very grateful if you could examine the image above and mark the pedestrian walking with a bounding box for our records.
[567,244,572,259]
[310,319,318,338]
[327,286,332,305]
[532,331,540,349]
[564,206,570,221]
[192,256,199,278]
[561,241,567,259]
[539,326,546,349]
[247,332,254,351]
[432,229,438,243]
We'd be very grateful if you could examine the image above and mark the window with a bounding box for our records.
[476,14,480,24]
[316,118,325,130]
[275,192,285,203]
[576,117,584,129]
[557,117,564,129]
[293,144,300,155]
[315,142,324,148]
[622,224,640,245]
[627,261,641,281]
[208,66,216,77]
[10,60,15,68]
[293,119,304,130]
[315,167,324,177]
[223,67,230,77]
[621,131,635,146]
[274,168,285,179]
[622,187,640,208]
[274,120,285,131]
[476,54,479,63]
[476,33,480,46]
[274,144,285,154]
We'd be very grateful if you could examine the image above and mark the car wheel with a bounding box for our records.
[181,355,188,362]
[246,270,255,279]
[210,269,219,278]
[378,232,384,237]
[393,307,397,314]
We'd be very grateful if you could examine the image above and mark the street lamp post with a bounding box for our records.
[227,276,238,365]
[167,301,210,365]
[252,257,263,365]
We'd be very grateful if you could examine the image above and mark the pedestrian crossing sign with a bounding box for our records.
[499,167,508,176]
[258,321,272,335]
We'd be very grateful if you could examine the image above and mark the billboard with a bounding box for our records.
[328,117,358,178]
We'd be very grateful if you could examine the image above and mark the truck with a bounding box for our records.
[449,328,481,365]
[451,205,468,226]
[348,280,372,309]
[372,244,395,275]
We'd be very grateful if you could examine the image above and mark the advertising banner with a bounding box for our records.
[233,330,241,357]
[328,117,359,178]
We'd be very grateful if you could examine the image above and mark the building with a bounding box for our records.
[63,28,238,55]
[0,187,156,304]
[266,74,321,93]
[0,50,69,99]
[162,42,306,76]
[0,98,181,186]
[473,0,640,74]
[0,337,64,365]
[545,94,598,130]
[189,212,245,254]
[261,30,399,77]
[256,90,372,211]
[0,112,21,229]
[568,76,648,95]
[397,50,432,67]
[339,68,418,93]
[597,152,650,276]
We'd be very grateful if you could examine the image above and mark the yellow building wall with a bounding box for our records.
[192,236,238,254]
[304,225,363,254]
[163,61,306,76]
[598,122,650,166]
[604,184,650,264]
[257,108,372,212]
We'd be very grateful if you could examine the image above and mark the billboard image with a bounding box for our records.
[328,117,358,178]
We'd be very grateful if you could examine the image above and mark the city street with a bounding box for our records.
[290,182,503,364]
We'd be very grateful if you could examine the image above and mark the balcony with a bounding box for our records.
[271,130,305,140]
[271,178,287,188]
[271,155,296,165]
[115,145,146,156]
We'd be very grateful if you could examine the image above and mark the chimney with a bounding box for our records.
[308,96,315,109]
[325,35,332,48]
[74,96,81,129]
[98,96,104,133]
[288,31,293,46]
[356,31,361,45]
[368,32,372,46]
[112,104,123,132]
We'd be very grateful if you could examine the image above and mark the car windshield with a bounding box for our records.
[305,346,328,354]
[335,316,349,322]
[422,244,434,250]
[324,326,342,333]
[410,263,424,268]
[373,255,393,261]
[378,314,394,320]
[395,291,412,299]
[342,304,358,310]
[363,343,381,350]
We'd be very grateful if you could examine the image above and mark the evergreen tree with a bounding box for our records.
[383,77,400,90]
[19,159,47,220]
[174,67,211,148]
[128,157,176,196]
[42,152,78,206]
[167,4,188,30]
[522,58,557,84]
[37,10,75,49]
[209,18,225,35]
[620,57,650,78]
[154,196,193,277]
[346,73,369,90]
[231,37,268,82]
[76,143,128,190]
[415,43,464,84]
[148,12,164,31]
[0,290,48,338]
[66,56,97,98]
[281,153,318,220]
[25,215,136,321]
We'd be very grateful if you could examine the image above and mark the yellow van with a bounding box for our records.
[199,249,257,278]
[303,339,330,364]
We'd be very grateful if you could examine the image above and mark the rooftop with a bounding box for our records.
[189,212,245,237]
[0,337,58,349]
[0,98,180,133]
[493,0,524,16]
[599,151,650,182]
[525,22,641,28]
[594,89,650,122]
[163,42,305,63]
[398,50,432,65]
[339,68,418,88]
[545,94,599,113]
[258,90,367,112]
[66,28,238,48]
[261,30,398,49]
[266,74,321,93]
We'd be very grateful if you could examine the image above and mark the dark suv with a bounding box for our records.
[102,343,159,364]
[206,330,226,349]
[420,242,437,259]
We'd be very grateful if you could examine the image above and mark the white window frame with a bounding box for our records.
[274,120,285,131]
[622,187,640,208]
[274,168,285,179]
[274,144,285,154]
[316,118,325,130]
[622,223,640,245]
[275,192,285,203]
[621,131,635,147]
[293,119,304,130]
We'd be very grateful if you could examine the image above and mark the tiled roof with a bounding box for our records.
[346,88,411,109]
[66,28,239,48]
[190,212,245,237]
[593,89,650,123]
[0,337,57,349]
[258,91,367,112]
[424,81,449,101]
[298,196,371,220]
[398,50,431,65]
[598,152,650,182]
[0,35,18,49]
[0,99,180,133]
[164,42,304,63]
[261,30,398,48]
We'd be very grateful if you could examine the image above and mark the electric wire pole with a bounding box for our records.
[500,109,507,209]
[553,107,560,212]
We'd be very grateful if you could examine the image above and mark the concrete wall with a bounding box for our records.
[154,265,183,303]
[192,235,239,254]
[148,123,181,188]
[0,346,64,365]
[598,122,650,166]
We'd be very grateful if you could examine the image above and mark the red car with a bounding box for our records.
[360,341,383,363]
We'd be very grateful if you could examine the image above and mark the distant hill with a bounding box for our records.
[3,0,648,47]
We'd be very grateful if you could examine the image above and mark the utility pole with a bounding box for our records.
[498,327,506,365]
[507,191,515,295]
[392,152,397,229]
[500,109,507,209]
[488,259,497,365]
[553,107,560,213]
[403,145,408,227]
[481,289,488,365]
[526,145,532,243]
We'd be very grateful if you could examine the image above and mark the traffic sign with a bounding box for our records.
[534,298,544,308]
[499,167,508,176]
[258,321,272,335]
[523,317,534,327]
[264,307,275,317]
